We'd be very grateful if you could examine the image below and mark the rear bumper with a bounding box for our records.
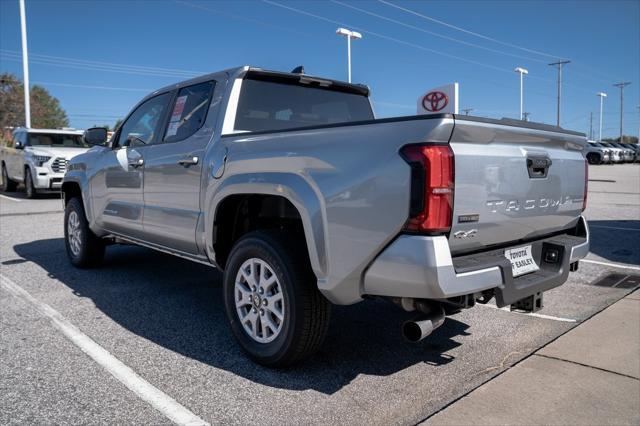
[363,216,589,306]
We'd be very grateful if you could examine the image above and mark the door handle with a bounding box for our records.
[178,156,199,167]
[128,157,144,168]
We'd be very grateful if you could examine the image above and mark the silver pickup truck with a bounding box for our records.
[62,66,589,366]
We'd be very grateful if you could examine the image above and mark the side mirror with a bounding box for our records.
[84,127,108,146]
[14,141,24,149]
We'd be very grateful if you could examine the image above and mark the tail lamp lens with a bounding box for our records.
[582,158,588,211]
[400,145,454,233]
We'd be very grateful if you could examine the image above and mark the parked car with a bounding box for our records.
[609,142,635,162]
[599,142,625,163]
[618,142,640,162]
[0,127,90,198]
[584,141,609,164]
[62,66,590,366]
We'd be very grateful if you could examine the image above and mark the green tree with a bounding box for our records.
[0,73,69,129]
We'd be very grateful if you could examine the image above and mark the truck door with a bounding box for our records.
[91,93,172,239]
[140,81,216,255]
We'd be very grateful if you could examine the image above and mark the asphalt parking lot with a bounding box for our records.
[1,163,638,425]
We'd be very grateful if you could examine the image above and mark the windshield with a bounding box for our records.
[27,133,89,148]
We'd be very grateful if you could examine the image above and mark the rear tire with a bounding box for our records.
[64,197,105,268]
[24,168,37,199]
[223,230,331,367]
[1,164,17,192]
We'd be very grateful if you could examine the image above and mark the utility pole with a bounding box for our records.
[613,82,631,143]
[548,60,570,127]
[589,112,593,140]
[597,92,607,142]
[19,0,31,128]
[462,108,473,115]
[522,112,531,122]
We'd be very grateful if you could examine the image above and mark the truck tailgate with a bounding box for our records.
[448,117,586,255]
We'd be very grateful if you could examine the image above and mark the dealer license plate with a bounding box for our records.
[504,245,539,277]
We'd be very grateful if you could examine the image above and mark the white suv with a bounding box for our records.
[0,128,90,198]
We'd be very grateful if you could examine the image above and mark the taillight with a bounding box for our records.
[400,144,454,233]
[582,158,588,211]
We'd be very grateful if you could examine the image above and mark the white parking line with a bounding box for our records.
[479,303,577,323]
[0,274,209,426]
[589,225,640,232]
[581,259,640,271]
[0,194,22,202]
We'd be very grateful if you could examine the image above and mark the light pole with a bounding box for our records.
[19,0,31,128]
[596,92,607,142]
[336,28,362,83]
[514,67,528,120]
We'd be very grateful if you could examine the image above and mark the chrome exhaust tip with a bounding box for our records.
[402,306,446,343]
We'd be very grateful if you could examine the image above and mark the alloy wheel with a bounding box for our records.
[234,257,286,343]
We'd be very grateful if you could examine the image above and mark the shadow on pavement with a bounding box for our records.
[587,220,640,265]
[0,191,61,200]
[11,238,470,395]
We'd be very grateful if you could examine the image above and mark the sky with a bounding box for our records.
[1,0,638,139]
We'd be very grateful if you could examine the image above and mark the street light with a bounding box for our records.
[336,28,362,83]
[596,92,607,142]
[514,67,528,120]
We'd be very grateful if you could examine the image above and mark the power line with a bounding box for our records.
[175,0,323,41]
[261,1,533,76]
[31,81,151,92]
[377,0,625,84]
[0,51,199,78]
[330,0,548,64]
[377,0,564,60]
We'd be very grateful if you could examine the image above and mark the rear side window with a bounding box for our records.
[164,81,215,143]
[234,79,373,132]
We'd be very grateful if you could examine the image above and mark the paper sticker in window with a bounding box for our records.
[170,95,187,122]
[166,121,179,137]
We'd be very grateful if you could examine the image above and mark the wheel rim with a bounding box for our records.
[67,211,82,256]
[235,258,285,344]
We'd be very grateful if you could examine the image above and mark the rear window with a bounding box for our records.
[233,78,373,133]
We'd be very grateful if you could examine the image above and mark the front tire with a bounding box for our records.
[64,197,105,268]
[223,231,331,367]
[1,164,17,192]
[24,168,37,198]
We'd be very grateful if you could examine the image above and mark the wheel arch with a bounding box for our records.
[205,172,328,281]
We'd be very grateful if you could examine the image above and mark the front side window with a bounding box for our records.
[27,133,89,148]
[117,93,171,148]
[164,81,215,143]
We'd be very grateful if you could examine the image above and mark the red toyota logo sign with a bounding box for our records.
[422,91,449,112]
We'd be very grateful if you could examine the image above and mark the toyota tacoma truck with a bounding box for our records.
[62,66,590,366]
[1,127,90,198]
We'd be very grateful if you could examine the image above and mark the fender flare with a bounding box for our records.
[204,172,328,279]
[62,171,94,225]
